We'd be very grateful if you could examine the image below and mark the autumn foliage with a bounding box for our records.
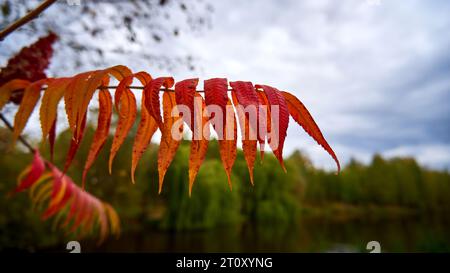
[13,150,119,242]
[1,64,340,191]
[0,34,340,240]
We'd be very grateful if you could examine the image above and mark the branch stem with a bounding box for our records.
[0,113,34,153]
[0,0,57,41]
[97,86,236,93]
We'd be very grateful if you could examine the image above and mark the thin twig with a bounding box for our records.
[42,85,242,93]
[0,113,34,153]
[97,86,236,93]
[0,0,57,41]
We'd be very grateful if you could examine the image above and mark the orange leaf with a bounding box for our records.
[82,90,113,188]
[108,76,137,174]
[188,93,210,196]
[75,65,132,142]
[219,99,237,189]
[256,85,289,171]
[13,78,51,144]
[131,103,157,182]
[116,71,152,111]
[64,71,94,136]
[144,77,175,131]
[39,77,71,142]
[157,91,183,193]
[230,81,258,184]
[40,77,71,161]
[127,72,156,183]
[0,79,31,111]
[282,91,340,172]
[204,78,236,189]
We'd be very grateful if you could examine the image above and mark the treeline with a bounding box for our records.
[304,154,450,211]
[0,126,449,250]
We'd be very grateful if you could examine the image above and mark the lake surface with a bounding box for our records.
[76,215,450,253]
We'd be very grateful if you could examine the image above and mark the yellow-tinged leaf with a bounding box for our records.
[29,174,53,204]
[47,176,67,209]
[33,182,53,210]
[95,202,109,243]
[104,203,120,236]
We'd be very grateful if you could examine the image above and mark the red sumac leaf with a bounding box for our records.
[256,84,289,171]
[282,91,340,172]
[144,77,174,131]
[256,91,271,162]
[204,78,236,189]
[204,78,228,135]
[175,78,199,130]
[230,81,258,184]
[64,113,87,172]
[0,32,57,104]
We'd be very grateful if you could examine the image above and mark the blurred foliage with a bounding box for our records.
[303,154,450,212]
[0,121,449,251]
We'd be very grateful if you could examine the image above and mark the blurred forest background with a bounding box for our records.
[0,123,449,252]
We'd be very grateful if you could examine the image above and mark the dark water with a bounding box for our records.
[72,215,450,253]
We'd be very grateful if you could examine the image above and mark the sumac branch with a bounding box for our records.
[1,64,340,192]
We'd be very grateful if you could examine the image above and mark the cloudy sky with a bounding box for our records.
[1,0,450,170]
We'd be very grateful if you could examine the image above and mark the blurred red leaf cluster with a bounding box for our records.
[0,32,57,104]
